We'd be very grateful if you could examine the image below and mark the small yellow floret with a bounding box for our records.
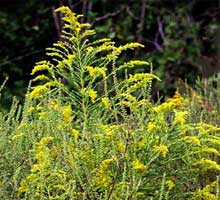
[166,180,175,190]
[174,111,188,125]
[101,97,111,109]
[48,101,59,110]
[147,122,157,133]
[12,133,24,141]
[71,129,79,139]
[87,89,97,103]
[154,144,168,157]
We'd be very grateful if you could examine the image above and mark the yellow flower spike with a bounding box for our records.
[153,102,173,113]
[38,136,54,147]
[128,73,160,91]
[194,158,220,171]
[203,137,220,145]
[36,105,43,111]
[94,158,114,189]
[198,122,220,135]
[132,160,148,173]
[31,61,50,75]
[18,180,28,195]
[154,145,168,157]
[199,147,220,155]
[32,75,50,82]
[97,67,106,77]
[118,60,149,71]
[181,136,201,146]
[29,85,49,99]
[120,93,137,102]
[63,105,72,125]
[193,181,217,200]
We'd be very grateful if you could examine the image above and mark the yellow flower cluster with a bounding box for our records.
[87,89,97,103]
[154,90,186,113]
[29,85,48,99]
[86,66,106,77]
[154,144,168,157]
[132,160,148,173]
[128,73,160,91]
[94,158,114,190]
[199,147,219,155]
[55,6,88,34]
[194,158,220,171]
[181,136,201,146]
[32,74,50,82]
[101,97,111,109]
[203,137,220,145]
[27,107,35,113]
[107,42,144,60]
[166,180,175,190]
[71,129,79,139]
[31,61,50,75]
[174,111,188,125]
[118,60,149,71]
[193,181,217,200]
[48,101,59,110]
[116,43,144,57]
[167,90,185,108]
[147,122,157,133]
[198,122,220,135]
[63,105,72,125]
[66,54,75,66]
[99,124,119,139]
[18,136,54,195]
[98,43,115,54]
[17,123,26,130]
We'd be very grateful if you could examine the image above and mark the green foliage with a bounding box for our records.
[0,6,220,200]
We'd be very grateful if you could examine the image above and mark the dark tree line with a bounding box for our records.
[0,0,219,109]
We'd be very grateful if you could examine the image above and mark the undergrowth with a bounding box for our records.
[0,6,219,200]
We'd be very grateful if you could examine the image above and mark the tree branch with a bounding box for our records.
[137,0,147,43]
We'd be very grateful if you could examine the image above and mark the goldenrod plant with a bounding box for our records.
[0,6,220,200]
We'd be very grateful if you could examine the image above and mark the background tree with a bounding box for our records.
[0,0,219,110]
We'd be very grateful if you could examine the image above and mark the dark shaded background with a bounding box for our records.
[0,0,219,110]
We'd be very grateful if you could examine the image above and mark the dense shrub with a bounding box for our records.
[0,7,219,200]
